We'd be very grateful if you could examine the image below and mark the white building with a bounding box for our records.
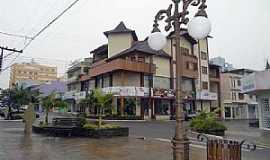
[210,57,234,72]
[221,69,258,120]
[242,69,270,130]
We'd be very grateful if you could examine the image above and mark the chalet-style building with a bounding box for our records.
[75,21,221,120]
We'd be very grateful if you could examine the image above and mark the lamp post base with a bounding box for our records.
[172,138,190,160]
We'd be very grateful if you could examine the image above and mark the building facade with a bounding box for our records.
[220,69,258,120]
[64,58,93,112]
[9,62,57,88]
[242,66,270,130]
[77,22,220,120]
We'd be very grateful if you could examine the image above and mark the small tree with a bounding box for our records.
[41,93,67,125]
[79,91,96,115]
[93,89,113,128]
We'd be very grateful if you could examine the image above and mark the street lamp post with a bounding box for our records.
[147,0,211,160]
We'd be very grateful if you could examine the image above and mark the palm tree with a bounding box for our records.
[41,93,67,125]
[79,91,96,115]
[93,89,113,128]
[0,85,39,119]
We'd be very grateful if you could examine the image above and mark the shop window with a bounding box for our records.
[154,99,170,115]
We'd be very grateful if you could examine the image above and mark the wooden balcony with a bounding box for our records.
[182,55,199,79]
[89,58,156,77]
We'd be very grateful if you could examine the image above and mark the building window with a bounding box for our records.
[239,93,244,100]
[202,81,208,90]
[232,92,237,100]
[193,63,198,71]
[201,51,207,60]
[154,76,170,89]
[138,56,145,63]
[202,66,208,74]
[181,47,189,56]
[262,98,270,112]
[237,80,241,86]
[186,62,198,71]
[130,56,136,61]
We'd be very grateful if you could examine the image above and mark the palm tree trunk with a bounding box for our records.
[98,107,103,128]
[45,110,49,125]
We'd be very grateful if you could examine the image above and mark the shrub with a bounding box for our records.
[79,118,87,127]
[190,111,227,133]
[83,122,120,130]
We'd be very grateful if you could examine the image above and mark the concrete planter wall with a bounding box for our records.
[32,125,129,138]
[194,129,226,136]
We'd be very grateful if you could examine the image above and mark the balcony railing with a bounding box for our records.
[89,59,156,77]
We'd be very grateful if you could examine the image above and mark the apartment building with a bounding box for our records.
[9,62,57,88]
[221,69,258,120]
[64,58,93,112]
[242,68,270,130]
[78,22,220,119]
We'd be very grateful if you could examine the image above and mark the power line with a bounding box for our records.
[1,0,81,73]
[22,0,81,51]
[0,31,33,40]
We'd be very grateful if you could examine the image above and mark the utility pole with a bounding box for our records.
[0,46,23,72]
[0,46,22,119]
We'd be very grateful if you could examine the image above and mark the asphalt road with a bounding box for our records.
[112,121,270,160]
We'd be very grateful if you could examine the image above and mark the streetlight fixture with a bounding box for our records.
[147,0,211,160]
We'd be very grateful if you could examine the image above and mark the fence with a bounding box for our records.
[197,134,256,160]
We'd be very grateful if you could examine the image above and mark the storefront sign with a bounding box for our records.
[102,87,150,97]
[196,91,218,101]
[153,88,175,98]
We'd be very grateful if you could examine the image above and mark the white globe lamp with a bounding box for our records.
[147,32,167,51]
[187,16,211,40]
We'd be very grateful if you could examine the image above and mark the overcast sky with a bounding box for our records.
[0,0,269,89]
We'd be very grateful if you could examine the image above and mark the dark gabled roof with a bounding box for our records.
[167,28,213,44]
[107,40,171,61]
[90,44,108,55]
[104,22,138,41]
[168,29,197,44]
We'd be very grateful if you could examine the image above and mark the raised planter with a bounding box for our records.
[32,125,129,138]
[194,129,226,136]
[87,115,142,120]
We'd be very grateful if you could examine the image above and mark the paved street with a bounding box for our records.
[0,113,270,160]
[111,120,270,160]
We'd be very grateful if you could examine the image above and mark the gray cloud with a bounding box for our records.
[0,0,269,88]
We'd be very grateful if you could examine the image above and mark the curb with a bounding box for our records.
[0,119,23,122]
[86,119,146,122]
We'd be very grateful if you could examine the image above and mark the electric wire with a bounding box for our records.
[0,0,81,74]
